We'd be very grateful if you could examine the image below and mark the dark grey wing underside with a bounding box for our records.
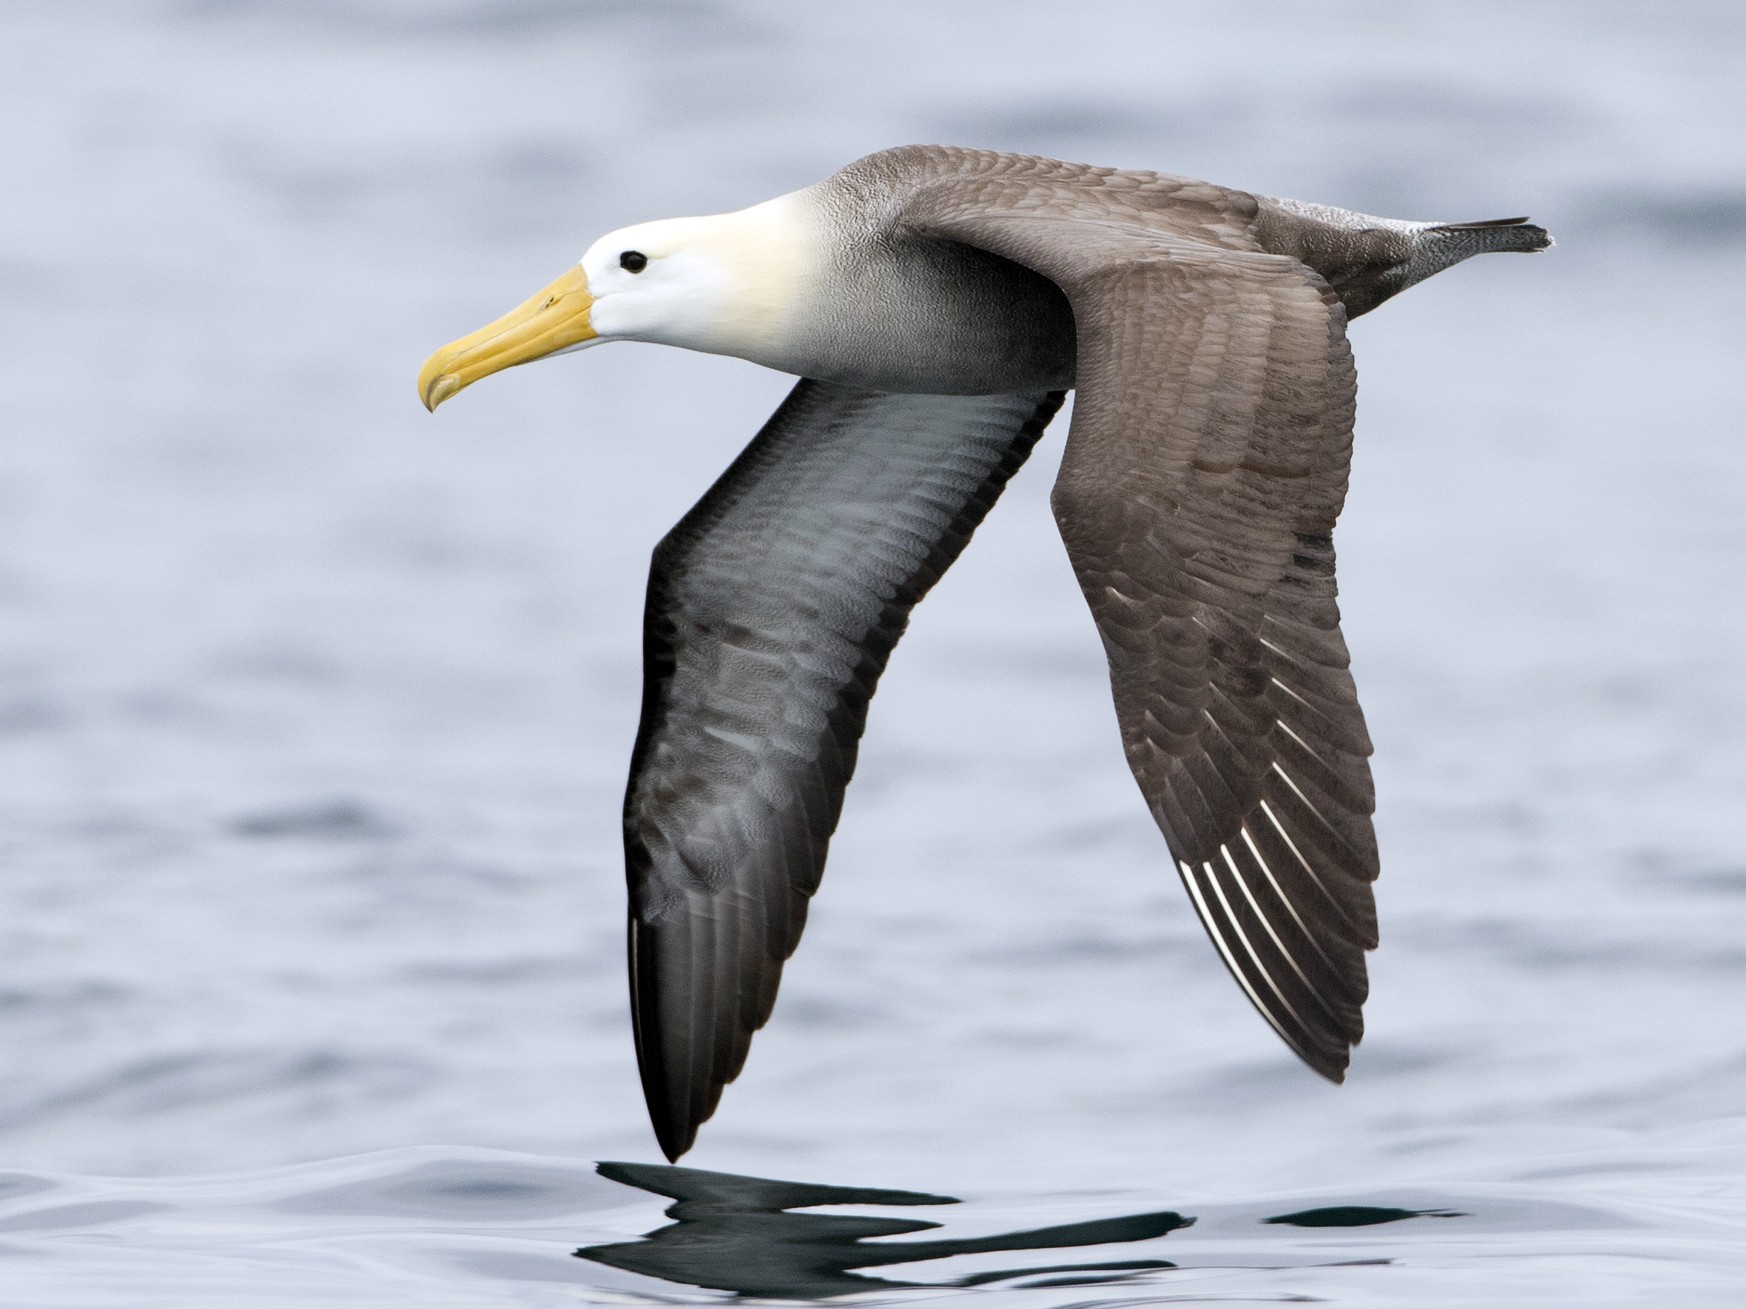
[1049,251,1378,1079]
[625,380,1063,1160]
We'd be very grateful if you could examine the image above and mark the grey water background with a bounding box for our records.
[2,0,1745,1302]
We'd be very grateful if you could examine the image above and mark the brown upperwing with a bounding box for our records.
[898,166,1380,1078]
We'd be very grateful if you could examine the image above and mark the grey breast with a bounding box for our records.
[783,178,1077,396]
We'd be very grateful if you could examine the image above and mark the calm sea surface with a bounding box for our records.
[2,1,1744,1303]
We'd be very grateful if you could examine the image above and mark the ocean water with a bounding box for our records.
[1,1,1744,1303]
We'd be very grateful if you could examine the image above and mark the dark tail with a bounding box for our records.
[1431,215,1553,255]
[1403,216,1552,291]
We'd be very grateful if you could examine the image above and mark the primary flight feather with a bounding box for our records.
[419,146,1550,1161]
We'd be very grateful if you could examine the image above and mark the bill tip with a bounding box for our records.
[419,371,462,412]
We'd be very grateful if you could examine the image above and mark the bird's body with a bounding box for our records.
[419,147,1550,1161]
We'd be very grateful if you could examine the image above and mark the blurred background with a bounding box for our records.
[0,0,1744,1291]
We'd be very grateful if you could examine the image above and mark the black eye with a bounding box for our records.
[619,250,648,273]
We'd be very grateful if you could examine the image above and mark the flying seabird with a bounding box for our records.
[419,146,1551,1161]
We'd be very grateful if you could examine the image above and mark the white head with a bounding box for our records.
[419,192,822,410]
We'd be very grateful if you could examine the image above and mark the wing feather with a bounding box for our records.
[625,380,1063,1158]
[898,182,1382,1078]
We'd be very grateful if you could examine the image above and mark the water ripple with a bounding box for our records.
[0,1147,1738,1305]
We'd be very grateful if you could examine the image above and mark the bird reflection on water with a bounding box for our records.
[575,1161,1189,1298]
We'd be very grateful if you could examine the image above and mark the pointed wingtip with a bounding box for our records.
[628,915,708,1163]
[634,1015,701,1162]
[652,1114,695,1163]
[1305,1035,1354,1085]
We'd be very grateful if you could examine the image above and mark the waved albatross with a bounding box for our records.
[418,146,1551,1161]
